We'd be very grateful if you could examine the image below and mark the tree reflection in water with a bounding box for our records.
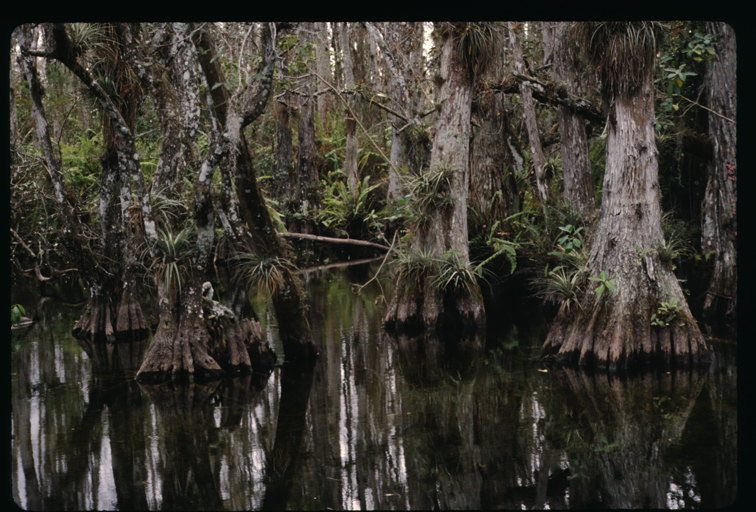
[551,367,709,508]
[11,265,738,510]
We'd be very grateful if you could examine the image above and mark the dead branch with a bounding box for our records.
[280,232,390,251]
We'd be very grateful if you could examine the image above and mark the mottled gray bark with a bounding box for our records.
[701,22,736,323]
[469,24,518,233]
[340,22,360,197]
[554,22,595,213]
[191,22,318,362]
[149,23,202,201]
[383,24,485,333]
[27,23,152,349]
[543,56,708,368]
[297,23,320,218]
[314,22,333,122]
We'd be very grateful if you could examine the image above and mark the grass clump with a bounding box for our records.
[231,253,296,298]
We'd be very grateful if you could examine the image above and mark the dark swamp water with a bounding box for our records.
[10,262,738,510]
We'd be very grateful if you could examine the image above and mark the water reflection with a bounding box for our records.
[11,266,737,510]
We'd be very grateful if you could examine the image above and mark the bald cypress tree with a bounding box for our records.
[542,23,709,368]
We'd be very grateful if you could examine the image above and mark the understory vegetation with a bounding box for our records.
[10,21,732,357]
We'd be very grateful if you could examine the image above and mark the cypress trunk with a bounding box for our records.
[137,278,224,382]
[469,24,518,233]
[554,23,595,212]
[542,47,708,368]
[701,22,737,323]
[383,24,486,334]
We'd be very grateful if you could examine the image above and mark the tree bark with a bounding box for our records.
[701,22,736,323]
[148,23,202,200]
[296,23,320,221]
[25,23,153,353]
[509,23,551,221]
[383,24,485,334]
[340,23,361,197]
[365,22,426,204]
[542,36,708,369]
[554,22,596,213]
[469,23,518,234]
[192,22,318,362]
[314,22,333,122]
[491,71,604,126]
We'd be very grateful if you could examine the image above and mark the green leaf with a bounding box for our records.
[596,284,605,296]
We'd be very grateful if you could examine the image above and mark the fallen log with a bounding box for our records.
[279,232,390,252]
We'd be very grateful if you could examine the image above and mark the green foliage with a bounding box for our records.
[567,457,588,481]
[11,304,26,325]
[152,224,196,300]
[317,174,388,237]
[433,249,481,294]
[534,246,589,317]
[681,30,719,66]
[391,248,438,292]
[231,253,296,298]
[657,211,695,269]
[557,224,584,253]
[654,22,714,134]
[572,21,664,96]
[401,124,432,173]
[150,190,189,233]
[317,110,347,174]
[651,298,684,327]
[470,220,520,276]
[264,196,288,233]
[409,166,455,214]
[663,63,697,96]
[454,22,498,75]
[593,433,619,453]
[59,130,103,210]
[588,270,616,297]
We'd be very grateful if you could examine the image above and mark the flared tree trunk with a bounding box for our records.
[701,22,737,323]
[25,23,154,359]
[137,277,223,381]
[542,56,708,368]
[383,24,486,333]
